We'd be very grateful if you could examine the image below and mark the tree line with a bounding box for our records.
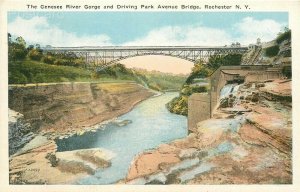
[8,34,85,67]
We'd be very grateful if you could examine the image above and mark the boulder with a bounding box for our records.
[56,148,115,174]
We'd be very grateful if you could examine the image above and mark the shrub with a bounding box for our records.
[276,30,291,44]
[167,96,188,116]
[265,45,279,57]
[181,85,207,96]
[9,71,28,84]
[73,59,85,67]
[43,55,55,64]
[32,73,47,83]
[193,86,207,93]
[28,49,43,61]
[282,66,292,79]
[54,59,71,66]
[9,42,27,60]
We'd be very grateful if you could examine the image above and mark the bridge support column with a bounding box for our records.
[188,93,211,133]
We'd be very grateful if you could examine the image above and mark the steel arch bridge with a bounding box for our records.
[43,46,248,71]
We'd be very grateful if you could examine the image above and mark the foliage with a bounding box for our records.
[8,59,92,84]
[8,35,28,61]
[276,29,291,44]
[265,45,280,57]
[28,49,43,61]
[42,55,55,64]
[96,64,133,78]
[207,54,242,69]
[168,53,242,116]
[8,71,28,84]
[134,69,187,91]
[185,61,212,84]
[167,95,188,116]
[167,84,208,116]
[52,57,85,67]
[282,50,291,57]
[8,33,186,88]
[282,66,292,79]
[180,85,207,96]
[15,36,26,47]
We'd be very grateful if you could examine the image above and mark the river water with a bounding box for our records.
[56,92,187,184]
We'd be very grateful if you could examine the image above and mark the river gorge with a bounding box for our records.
[56,92,187,184]
[8,77,292,185]
[8,82,188,184]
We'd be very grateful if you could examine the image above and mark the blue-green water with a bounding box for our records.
[55,92,187,184]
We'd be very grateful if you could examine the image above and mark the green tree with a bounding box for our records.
[9,44,27,61]
[185,60,213,84]
[276,29,291,44]
[42,55,55,64]
[265,45,279,57]
[28,49,43,61]
[16,36,26,47]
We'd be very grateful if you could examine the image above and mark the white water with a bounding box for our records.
[220,84,235,99]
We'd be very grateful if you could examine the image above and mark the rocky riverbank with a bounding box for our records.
[9,82,155,138]
[9,82,155,184]
[9,135,115,184]
[125,79,292,184]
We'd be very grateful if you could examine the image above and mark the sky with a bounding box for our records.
[7,12,288,74]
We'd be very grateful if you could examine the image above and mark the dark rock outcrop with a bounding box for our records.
[9,109,35,155]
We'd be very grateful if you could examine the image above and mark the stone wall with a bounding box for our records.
[209,66,282,111]
[187,65,283,131]
[188,93,210,133]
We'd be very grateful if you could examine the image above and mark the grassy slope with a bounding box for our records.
[8,59,187,92]
[9,59,94,84]
[134,69,187,91]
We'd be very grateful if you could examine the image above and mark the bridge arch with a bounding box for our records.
[117,54,195,74]
[94,52,196,71]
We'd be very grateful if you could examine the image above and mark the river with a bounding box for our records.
[55,92,187,184]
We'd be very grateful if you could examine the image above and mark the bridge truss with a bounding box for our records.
[43,46,248,71]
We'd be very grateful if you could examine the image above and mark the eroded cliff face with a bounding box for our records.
[9,82,155,184]
[9,82,154,137]
[125,79,292,184]
[9,109,35,155]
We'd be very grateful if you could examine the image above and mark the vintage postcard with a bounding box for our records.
[1,0,300,191]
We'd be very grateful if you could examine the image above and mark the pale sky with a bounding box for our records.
[120,55,194,75]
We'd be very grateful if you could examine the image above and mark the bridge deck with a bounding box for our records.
[43,46,248,51]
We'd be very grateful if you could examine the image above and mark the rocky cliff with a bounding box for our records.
[9,82,154,138]
[125,79,292,184]
[241,30,291,67]
[9,81,155,184]
[8,109,35,155]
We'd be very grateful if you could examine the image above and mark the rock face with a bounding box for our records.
[8,109,35,155]
[9,135,115,184]
[125,79,292,184]
[260,79,292,103]
[56,148,115,175]
[9,82,154,136]
[8,82,154,184]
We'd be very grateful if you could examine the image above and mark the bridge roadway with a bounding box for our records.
[43,46,248,71]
